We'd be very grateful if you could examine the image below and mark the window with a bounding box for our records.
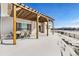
[27,24,31,31]
[16,23,21,31]
[16,22,27,31]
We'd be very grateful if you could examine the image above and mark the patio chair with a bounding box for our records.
[26,31,31,39]
[20,31,25,38]
[6,32,13,39]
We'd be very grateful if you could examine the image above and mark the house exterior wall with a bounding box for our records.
[0,3,36,36]
[1,3,9,17]
[1,17,13,35]
[1,3,10,36]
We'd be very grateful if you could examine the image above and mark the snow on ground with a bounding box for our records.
[56,33,77,56]
[0,29,78,56]
[0,30,61,56]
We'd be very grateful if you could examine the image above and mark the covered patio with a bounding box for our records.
[8,3,54,45]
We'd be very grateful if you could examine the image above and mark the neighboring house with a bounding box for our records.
[0,3,54,44]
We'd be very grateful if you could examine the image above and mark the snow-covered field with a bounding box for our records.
[67,31,79,35]
[57,30,79,35]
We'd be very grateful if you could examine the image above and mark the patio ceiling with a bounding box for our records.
[10,3,51,22]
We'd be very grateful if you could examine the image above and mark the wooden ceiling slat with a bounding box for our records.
[27,14,37,20]
[24,12,35,19]
[22,12,32,19]
[19,10,27,17]
[20,17,36,21]
[24,14,33,19]
[20,10,28,18]
[16,9,24,17]
[16,8,22,16]
[28,15,36,20]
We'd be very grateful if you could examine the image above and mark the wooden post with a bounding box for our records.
[13,4,16,45]
[36,14,40,39]
[47,21,48,36]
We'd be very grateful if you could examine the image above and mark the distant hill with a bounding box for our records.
[54,27,79,30]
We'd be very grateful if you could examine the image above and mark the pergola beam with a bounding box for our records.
[16,7,21,11]
[13,4,48,20]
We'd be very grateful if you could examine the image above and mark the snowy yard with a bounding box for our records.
[0,31,78,56]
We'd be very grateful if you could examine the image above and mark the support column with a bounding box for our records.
[52,21,54,34]
[36,14,40,39]
[41,22,44,33]
[47,21,49,36]
[13,4,16,45]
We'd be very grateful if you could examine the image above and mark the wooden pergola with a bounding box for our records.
[10,3,54,45]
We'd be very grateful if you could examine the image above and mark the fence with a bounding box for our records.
[55,30,79,39]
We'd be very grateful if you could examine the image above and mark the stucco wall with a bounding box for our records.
[1,3,9,17]
[1,17,13,35]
